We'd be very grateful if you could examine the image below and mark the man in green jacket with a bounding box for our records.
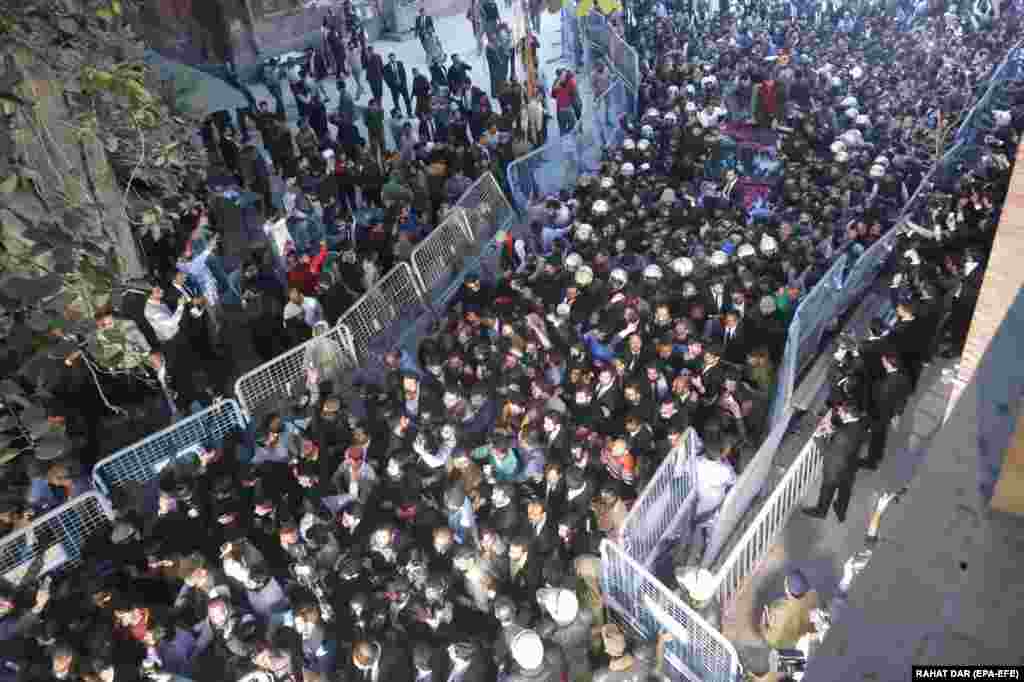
[365,98,386,161]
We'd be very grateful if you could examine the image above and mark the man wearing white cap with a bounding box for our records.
[536,587,593,679]
[505,629,567,682]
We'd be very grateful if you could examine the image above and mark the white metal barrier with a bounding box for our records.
[234,325,355,421]
[0,492,114,587]
[92,400,249,495]
[338,263,425,363]
[410,208,476,306]
[601,540,742,682]
[621,428,700,567]
[453,172,516,243]
[706,433,824,612]
[702,409,794,566]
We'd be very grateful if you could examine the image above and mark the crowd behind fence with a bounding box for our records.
[5,18,1024,682]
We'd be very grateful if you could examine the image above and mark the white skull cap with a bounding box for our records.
[556,303,571,318]
[835,150,850,163]
[645,108,660,119]
[621,162,635,177]
[737,243,756,259]
[711,250,728,267]
[874,155,890,167]
[537,588,579,626]
[644,264,663,279]
[637,139,651,152]
[685,101,697,113]
[510,630,545,670]
[564,253,582,270]
[671,257,694,276]
[830,140,847,155]
[600,177,614,190]
[623,138,636,151]
[677,567,716,604]
[869,164,885,178]
[840,129,863,147]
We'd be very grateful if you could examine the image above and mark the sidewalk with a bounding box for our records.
[719,355,958,661]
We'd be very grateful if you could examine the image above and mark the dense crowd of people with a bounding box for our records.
[0,0,1020,681]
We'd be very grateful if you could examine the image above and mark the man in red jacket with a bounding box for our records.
[551,69,578,135]
[287,240,329,296]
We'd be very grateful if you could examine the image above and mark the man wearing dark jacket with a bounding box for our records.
[863,352,913,470]
[383,53,413,118]
[448,54,472,93]
[342,638,411,682]
[364,45,385,103]
[802,401,869,523]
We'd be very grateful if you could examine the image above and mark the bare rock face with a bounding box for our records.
[0,0,205,323]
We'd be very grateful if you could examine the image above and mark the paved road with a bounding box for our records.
[720,355,957,668]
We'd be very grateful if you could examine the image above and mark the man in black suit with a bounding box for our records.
[563,468,595,517]
[883,300,930,387]
[343,638,411,682]
[802,401,869,523]
[383,53,413,118]
[541,411,569,464]
[705,279,731,318]
[863,352,913,470]
[447,54,472,93]
[525,500,559,558]
[717,311,752,365]
[364,45,385,103]
[414,8,435,55]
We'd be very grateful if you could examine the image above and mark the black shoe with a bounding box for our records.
[801,506,827,519]
[860,461,880,471]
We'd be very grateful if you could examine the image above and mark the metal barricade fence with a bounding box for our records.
[92,400,248,496]
[594,79,630,148]
[410,208,476,310]
[621,428,700,568]
[607,19,640,94]
[453,172,517,244]
[0,492,113,587]
[702,410,792,568]
[602,540,742,682]
[234,326,355,421]
[339,263,427,366]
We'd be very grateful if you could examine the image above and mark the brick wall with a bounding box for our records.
[958,142,1024,387]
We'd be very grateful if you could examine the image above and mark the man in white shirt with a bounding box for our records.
[284,287,323,328]
[144,285,186,344]
[692,440,737,560]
